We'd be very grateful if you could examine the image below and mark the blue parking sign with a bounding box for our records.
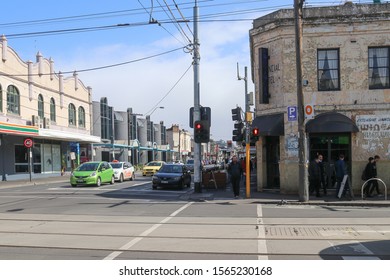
[288,106,297,121]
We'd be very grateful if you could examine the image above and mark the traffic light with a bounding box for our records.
[251,127,260,143]
[231,107,242,121]
[232,121,244,142]
[194,120,210,143]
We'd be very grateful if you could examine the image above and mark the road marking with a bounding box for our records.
[328,240,379,260]
[257,204,269,260]
[104,202,194,260]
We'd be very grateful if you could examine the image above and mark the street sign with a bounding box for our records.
[287,106,297,121]
[24,138,33,148]
[305,104,314,119]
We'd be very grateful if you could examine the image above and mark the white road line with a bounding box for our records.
[257,204,269,260]
[103,202,194,260]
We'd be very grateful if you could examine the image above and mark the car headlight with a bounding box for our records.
[90,172,96,177]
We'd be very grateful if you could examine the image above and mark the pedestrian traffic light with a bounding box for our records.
[194,120,210,143]
[251,127,260,143]
[231,107,242,122]
[232,121,244,142]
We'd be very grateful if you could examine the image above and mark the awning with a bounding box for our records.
[252,113,284,136]
[37,129,101,143]
[306,112,359,133]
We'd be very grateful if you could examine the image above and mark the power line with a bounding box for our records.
[144,63,192,116]
[0,46,188,76]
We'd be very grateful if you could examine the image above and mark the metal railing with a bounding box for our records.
[361,178,387,200]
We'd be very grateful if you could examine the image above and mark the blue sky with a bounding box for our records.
[1,0,371,140]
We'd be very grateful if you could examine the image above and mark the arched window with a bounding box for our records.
[68,103,76,126]
[50,98,56,122]
[78,106,85,128]
[7,85,20,115]
[0,84,2,113]
[38,94,44,118]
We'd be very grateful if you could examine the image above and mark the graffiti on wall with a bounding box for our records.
[356,115,390,154]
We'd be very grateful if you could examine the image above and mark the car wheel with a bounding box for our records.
[110,175,115,185]
[96,177,102,187]
[130,173,135,181]
[179,180,185,189]
[71,184,77,187]
[119,174,124,183]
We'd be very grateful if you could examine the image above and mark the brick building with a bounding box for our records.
[250,2,390,194]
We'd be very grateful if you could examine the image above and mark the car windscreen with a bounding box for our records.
[159,165,182,173]
[77,163,99,171]
[110,163,122,169]
[147,162,162,166]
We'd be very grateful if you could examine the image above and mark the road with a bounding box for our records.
[0,175,389,260]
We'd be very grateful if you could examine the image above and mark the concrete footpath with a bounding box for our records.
[0,172,389,207]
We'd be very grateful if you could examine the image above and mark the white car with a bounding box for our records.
[110,161,135,182]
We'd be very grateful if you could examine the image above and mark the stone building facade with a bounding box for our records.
[0,36,98,177]
[250,3,390,194]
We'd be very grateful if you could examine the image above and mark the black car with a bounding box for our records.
[152,164,191,189]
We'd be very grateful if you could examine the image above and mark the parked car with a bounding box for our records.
[70,161,114,187]
[110,161,135,182]
[142,161,165,176]
[152,164,191,189]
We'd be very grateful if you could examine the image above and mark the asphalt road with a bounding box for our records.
[0,175,389,260]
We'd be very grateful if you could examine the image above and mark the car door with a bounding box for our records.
[101,162,111,183]
[123,162,131,180]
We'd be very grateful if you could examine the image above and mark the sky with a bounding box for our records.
[1,0,373,141]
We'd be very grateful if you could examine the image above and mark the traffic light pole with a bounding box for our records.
[193,0,202,193]
[239,66,251,198]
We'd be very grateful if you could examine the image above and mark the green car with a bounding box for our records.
[70,161,115,187]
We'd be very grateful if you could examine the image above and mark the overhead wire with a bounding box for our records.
[144,63,193,116]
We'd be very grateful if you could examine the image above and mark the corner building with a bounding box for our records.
[0,36,99,177]
[250,3,390,194]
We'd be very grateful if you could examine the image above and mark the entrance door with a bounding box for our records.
[265,136,280,189]
[309,134,351,190]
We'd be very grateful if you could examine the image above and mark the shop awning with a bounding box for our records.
[252,113,284,136]
[306,112,359,133]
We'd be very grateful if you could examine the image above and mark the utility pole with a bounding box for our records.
[238,65,251,198]
[294,0,308,202]
[193,0,202,193]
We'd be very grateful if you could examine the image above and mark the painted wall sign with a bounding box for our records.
[356,115,390,139]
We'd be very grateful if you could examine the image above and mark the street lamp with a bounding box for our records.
[149,106,164,116]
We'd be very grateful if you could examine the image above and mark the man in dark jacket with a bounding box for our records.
[309,155,322,197]
[369,155,382,196]
[363,157,375,198]
[228,155,243,198]
[335,154,348,198]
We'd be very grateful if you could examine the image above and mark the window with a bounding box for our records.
[369,47,390,89]
[38,94,44,118]
[68,103,76,126]
[50,98,56,122]
[317,49,340,91]
[7,85,20,115]
[78,106,85,128]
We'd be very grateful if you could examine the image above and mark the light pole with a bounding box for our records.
[149,106,164,117]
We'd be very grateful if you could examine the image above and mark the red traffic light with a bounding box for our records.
[195,122,202,130]
[252,127,259,136]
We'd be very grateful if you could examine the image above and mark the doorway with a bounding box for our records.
[265,136,280,189]
[309,133,351,189]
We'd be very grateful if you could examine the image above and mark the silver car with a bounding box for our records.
[110,161,135,182]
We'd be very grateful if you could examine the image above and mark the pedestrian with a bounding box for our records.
[308,155,322,197]
[318,154,327,195]
[369,155,382,196]
[335,154,348,198]
[228,155,243,198]
[363,157,375,198]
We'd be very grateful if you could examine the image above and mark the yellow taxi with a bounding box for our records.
[142,161,165,176]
